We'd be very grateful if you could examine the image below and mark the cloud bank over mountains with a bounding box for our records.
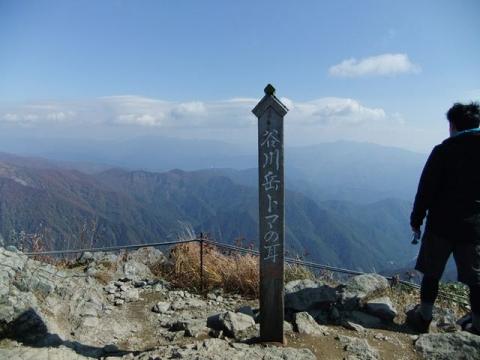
[0,95,389,129]
[0,94,441,152]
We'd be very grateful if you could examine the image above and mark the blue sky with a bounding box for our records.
[0,0,479,152]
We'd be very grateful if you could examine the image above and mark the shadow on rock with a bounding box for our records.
[0,308,136,358]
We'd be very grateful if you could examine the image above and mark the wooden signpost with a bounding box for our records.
[252,84,289,343]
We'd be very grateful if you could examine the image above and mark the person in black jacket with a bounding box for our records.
[408,102,480,334]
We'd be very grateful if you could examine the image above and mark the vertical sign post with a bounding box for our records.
[252,84,288,343]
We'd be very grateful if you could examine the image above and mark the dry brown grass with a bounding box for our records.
[158,242,322,298]
[161,242,259,297]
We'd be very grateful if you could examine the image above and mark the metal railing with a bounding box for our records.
[22,237,470,306]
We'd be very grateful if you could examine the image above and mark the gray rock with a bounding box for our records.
[415,332,480,360]
[152,280,170,292]
[207,313,223,330]
[210,311,256,338]
[133,280,148,288]
[77,251,94,265]
[343,321,367,333]
[233,323,261,342]
[104,283,117,294]
[164,330,184,342]
[170,299,187,311]
[340,274,389,310]
[285,279,318,293]
[12,259,57,297]
[122,260,153,281]
[184,321,208,338]
[344,311,383,328]
[114,299,124,306]
[284,279,338,312]
[126,246,167,268]
[152,301,171,314]
[123,288,139,302]
[170,319,207,338]
[433,307,460,333]
[337,335,379,360]
[364,296,397,322]
[209,328,223,338]
[5,245,18,252]
[284,320,293,332]
[293,311,329,336]
[330,306,341,321]
[0,345,91,360]
[308,308,329,324]
[235,305,255,318]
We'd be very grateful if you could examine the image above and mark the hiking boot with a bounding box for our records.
[406,305,432,333]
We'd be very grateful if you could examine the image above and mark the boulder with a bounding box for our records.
[364,296,397,322]
[293,312,329,336]
[340,274,389,310]
[284,279,338,312]
[122,260,153,281]
[415,332,480,360]
[208,311,255,338]
[127,246,167,268]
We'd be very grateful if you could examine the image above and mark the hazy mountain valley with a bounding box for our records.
[0,139,426,274]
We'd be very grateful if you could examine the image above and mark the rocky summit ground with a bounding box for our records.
[0,246,479,360]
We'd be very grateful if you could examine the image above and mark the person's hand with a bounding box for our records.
[411,226,421,236]
[411,227,421,244]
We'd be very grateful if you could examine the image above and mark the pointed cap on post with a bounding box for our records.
[252,84,289,118]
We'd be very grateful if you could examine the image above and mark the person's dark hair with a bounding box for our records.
[446,102,480,131]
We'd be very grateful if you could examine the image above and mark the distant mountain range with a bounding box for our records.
[0,135,427,203]
[0,141,424,273]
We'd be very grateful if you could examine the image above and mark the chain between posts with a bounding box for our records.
[21,237,469,306]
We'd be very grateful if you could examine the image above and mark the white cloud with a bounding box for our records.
[287,97,386,126]
[329,53,421,77]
